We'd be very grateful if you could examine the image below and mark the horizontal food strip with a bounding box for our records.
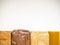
[0,29,59,45]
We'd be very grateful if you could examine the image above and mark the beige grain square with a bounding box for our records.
[31,32,49,45]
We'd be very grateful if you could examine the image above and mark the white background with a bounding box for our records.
[0,0,60,31]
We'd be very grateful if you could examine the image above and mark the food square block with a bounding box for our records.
[49,32,59,45]
[31,32,49,45]
[11,30,30,45]
[0,31,11,45]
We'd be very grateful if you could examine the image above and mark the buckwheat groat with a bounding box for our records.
[11,30,30,45]
[0,31,11,45]
[31,32,49,45]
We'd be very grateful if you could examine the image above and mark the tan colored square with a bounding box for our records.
[0,31,11,45]
[31,32,49,45]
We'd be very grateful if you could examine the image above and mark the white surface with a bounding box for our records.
[0,0,60,31]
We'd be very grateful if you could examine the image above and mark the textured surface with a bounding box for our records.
[0,31,11,45]
[31,32,49,45]
[11,30,30,45]
[49,32,59,45]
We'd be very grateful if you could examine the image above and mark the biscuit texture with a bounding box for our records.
[31,32,49,45]
[0,31,11,45]
[49,32,59,45]
[11,30,30,45]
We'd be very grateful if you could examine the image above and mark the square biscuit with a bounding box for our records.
[11,30,30,45]
[0,31,11,45]
[31,32,49,45]
[49,32,59,45]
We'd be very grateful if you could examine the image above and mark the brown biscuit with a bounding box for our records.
[11,29,30,45]
[0,31,11,45]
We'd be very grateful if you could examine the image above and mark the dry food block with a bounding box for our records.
[31,32,49,45]
[0,31,11,45]
[11,30,30,45]
[49,32,59,45]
